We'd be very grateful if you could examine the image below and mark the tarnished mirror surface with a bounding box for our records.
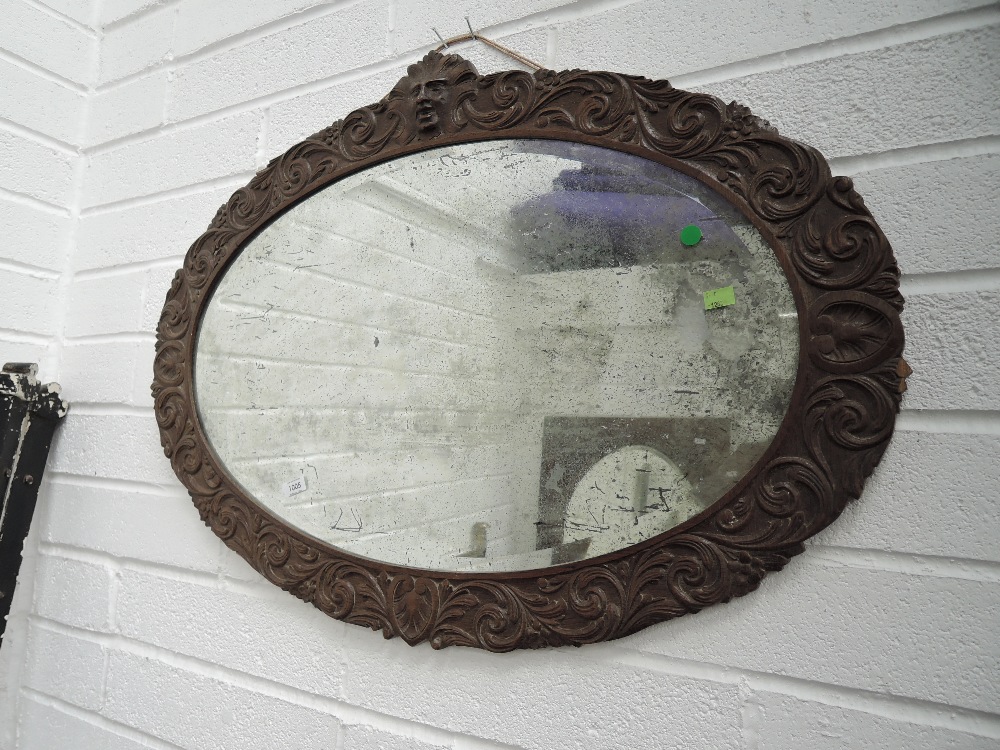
[195,139,798,572]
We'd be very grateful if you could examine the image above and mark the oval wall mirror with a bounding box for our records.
[153,51,907,650]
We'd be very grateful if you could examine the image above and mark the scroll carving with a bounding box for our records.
[152,52,905,651]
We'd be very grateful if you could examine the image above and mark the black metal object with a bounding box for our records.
[0,363,67,645]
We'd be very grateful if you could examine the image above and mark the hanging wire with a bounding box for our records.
[431,18,544,71]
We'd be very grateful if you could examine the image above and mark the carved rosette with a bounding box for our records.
[152,52,905,651]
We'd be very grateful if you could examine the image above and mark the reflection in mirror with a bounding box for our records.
[195,139,798,572]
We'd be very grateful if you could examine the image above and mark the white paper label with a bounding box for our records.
[283,476,307,497]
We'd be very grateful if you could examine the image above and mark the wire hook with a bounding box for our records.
[427,21,543,70]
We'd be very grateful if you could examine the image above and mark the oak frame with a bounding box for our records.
[152,52,906,651]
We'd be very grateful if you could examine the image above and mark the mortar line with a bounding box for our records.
[3,36,92,727]
[386,0,397,57]
[896,410,1000,435]
[739,679,762,750]
[84,0,631,142]
[0,48,89,92]
[0,116,80,154]
[28,615,525,749]
[65,403,154,416]
[94,0,356,90]
[803,544,1000,583]
[0,327,53,346]
[37,542,301,604]
[427,0,641,46]
[254,108,269,169]
[669,4,1000,87]
[86,2,607,155]
[0,258,61,279]
[599,647,1000,739]
[62,332,155,345]
[59,396,153,417]
[87,0,106,36]
[49,145,91,382]
[36,543,291,604]
[81,87,998,187]
[98,646,110,717]
[829,135,1000,175]
[83,55,407,156]
[0,186,72,215]
[19,688,185,750]
[74,256,184,279]
[46,471,183,495]
[900,267,1000,295]
[79,172,254,216]
[93,0,181,56]
[545,27,557,67]
[21,0,99,36]
[99,0,175,32]
[27,607,1000,744]
[39,542,222,587]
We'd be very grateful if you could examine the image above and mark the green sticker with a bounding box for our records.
[680,224,703,246]
[703,285,736,310]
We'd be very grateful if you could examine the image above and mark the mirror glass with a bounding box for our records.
[194,139,799,572]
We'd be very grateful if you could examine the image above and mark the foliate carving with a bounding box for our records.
[152,52,905,651]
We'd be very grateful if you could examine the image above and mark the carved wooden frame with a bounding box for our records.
[153,52,907,651]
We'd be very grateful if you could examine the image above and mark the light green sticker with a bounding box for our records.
[703,285,736,310]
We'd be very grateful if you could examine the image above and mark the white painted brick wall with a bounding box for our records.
[49,414,178,484]
[36,0,93,27]
[753,692,1000,750]
[0,270,59,336]
[63,270,156,336]
[0,0,95,85]
[0,130,77,206]
[0,200,69,272]
[0,57,86,145]
[172,0,334,58]
[96,3,175,86]
[338,641,750,750]
[39,481,222,572]
[20,627,105,711]
[852,155,1000,275]
[74,185,237,269]
[15,697,156,750]
[264,68,402,154]
[81,111,261,207]
[31,555,113,632]
[103,651,344,750]
[555,0,992,77]
[903,291,1000,410]
[98,0,157,28]
[85,70,167,147]
[696,20,1000,158]
[813,431,1000,560]
[1,0,999,748]
[167,2,390,122]
[114,571,348,696]
[625,556,1000,712]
